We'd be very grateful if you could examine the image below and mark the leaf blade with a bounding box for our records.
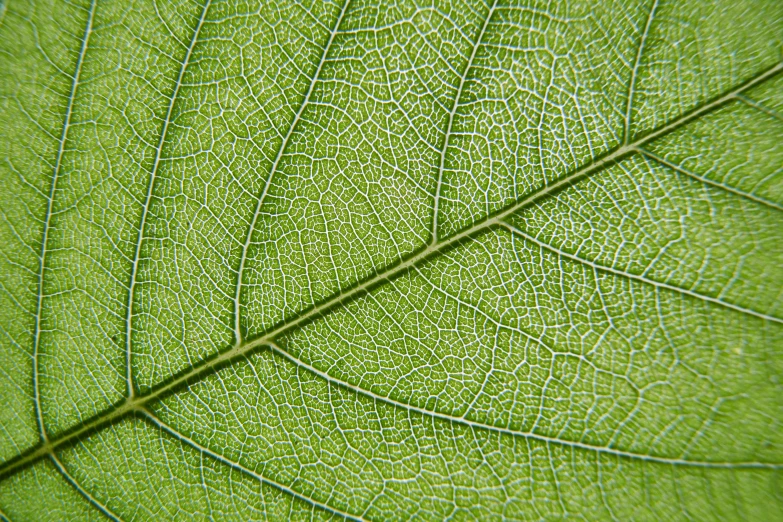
[1,0,782,519]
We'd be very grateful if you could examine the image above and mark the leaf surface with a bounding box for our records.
[0,0,782,519]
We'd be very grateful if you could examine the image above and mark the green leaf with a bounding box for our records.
[1,0,782,519]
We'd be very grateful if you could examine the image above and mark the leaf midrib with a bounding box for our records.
[2,61,780,484]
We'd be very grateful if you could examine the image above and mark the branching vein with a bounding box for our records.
[49,453,121,522]
[124,0,212,399]
[139,409,362,521]
[31,0,97,444]
[431,0,496,244]
[233,0,353,345]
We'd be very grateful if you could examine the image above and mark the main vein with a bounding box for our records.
[1,61,780,483]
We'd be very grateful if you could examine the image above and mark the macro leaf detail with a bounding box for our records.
[0,0,782,520]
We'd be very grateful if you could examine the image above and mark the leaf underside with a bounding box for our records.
[0,0,782,520]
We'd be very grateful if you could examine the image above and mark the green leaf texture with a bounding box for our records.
[1,0,782,519]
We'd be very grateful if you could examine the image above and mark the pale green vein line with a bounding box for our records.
[623,0,658,144]
[138,409,362,522]
[264,342,782,470]
[48,453,121,522]
[634,63,781,145]
[1,61,780,485]
[431,0,496,244]
[636,147,783,212]
[498,221,783,324]
[124,0,212,399]
[735,92,783,122]
[31,0,96,444]
[233,0,352,345]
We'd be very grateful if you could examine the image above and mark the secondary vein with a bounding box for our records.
[431,0,497,244]
[232,0,353,347]
[735,92,783,122]
[637,147,783,213]
[140,409,364,521]
[499,221,782,324]
[49,453,122,522]
[264,341,783,471]
[31,0,97,445]
[623,0,659,144]
[124,0,212,399]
